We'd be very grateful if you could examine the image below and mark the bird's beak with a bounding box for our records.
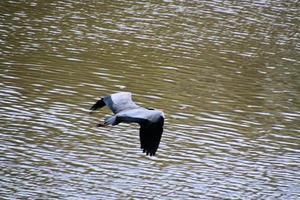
[97,123,108,127]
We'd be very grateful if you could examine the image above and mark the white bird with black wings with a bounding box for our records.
[90,92,165,156]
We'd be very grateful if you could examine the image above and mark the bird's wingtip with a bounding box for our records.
[90,98,106,112]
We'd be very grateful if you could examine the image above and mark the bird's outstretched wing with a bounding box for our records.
[90,92,139,114]
[116,109,164,156]
[90,98,106,111]
[139,116,164,156]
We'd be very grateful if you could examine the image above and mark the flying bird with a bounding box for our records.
[90,92,165,156]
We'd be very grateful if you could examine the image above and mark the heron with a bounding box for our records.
[90,92,165,156]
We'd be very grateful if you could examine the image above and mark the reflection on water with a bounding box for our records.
[1,0,300,199]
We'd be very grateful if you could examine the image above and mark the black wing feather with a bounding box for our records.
[139,117,164,156]
[90,98,106,111]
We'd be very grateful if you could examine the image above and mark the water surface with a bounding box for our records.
[1,1,300,199]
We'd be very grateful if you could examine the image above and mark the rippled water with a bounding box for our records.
[1,0,300,199]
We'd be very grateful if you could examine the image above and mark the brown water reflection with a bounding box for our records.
[1,0,300,199]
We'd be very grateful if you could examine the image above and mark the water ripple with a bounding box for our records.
[1,0,300,199]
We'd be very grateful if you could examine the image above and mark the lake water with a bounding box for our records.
[1,1,299,199]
